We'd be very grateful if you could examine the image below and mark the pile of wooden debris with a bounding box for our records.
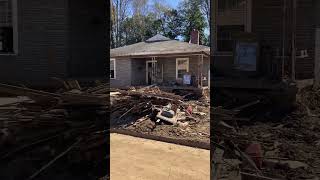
[212,86,320,180]
[0,81,108,180]
[110,85,210,144]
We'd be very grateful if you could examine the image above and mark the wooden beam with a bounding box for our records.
[291,0,296,81]
[201,54,204,87]
[198,55,201,88]
[315,28,320,88]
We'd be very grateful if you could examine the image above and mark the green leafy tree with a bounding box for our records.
[178,0,208,45]
[161,9,182,39]
[111,0,210,47]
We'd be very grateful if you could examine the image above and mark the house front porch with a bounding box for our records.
[128,54,210,89]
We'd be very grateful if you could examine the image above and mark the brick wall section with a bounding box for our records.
[110,58,132,88]
[131,58,146,86]
[295,0,315,79]
[68,0,106,78]
[161,55,210,86]
[216,2,246,26]
[0,0,12,25]
[213,0,316,80]
[111,55,209,88]
[0,0,68,86]
[252,0,315,79]
[0,0,106,86]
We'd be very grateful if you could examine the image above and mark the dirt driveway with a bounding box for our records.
[110,133,210,180]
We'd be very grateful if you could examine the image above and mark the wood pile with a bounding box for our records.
[212,96,320,180]
[110,86,187,125]
[0,82,108,179]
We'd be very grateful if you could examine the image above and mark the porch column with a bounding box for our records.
[197,55,201,88]
[201,54,204,88]
[152,57,156,84]
[197,54,204,88]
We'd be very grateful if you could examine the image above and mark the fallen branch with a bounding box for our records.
[1,131,66,160]
[27,138,82,180]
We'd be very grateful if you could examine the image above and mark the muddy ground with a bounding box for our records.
[213,85,320,180]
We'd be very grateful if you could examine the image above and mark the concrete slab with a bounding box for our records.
[110,133,210,180]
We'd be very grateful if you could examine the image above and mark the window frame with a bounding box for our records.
[0,0,18,55]
[216,25,245,53]
[218,0,244,12]
[110,58,116,79]
[176,58,189,79]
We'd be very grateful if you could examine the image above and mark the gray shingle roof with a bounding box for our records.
[145,34,171,42]
[111,34,210,58]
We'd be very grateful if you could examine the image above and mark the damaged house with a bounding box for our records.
[211,0,319,108]
[110,32,210,90]
[0,0,106,87]
[212,0,318,81]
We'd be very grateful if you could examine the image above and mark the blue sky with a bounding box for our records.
[163,0,182,8]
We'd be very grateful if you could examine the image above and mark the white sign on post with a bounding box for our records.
[183,74,191,85]
[234,42,258,71]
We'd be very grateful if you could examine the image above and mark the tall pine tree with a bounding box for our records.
[178,0,207,45]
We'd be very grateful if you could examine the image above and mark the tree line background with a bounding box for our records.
[110,0,210,48]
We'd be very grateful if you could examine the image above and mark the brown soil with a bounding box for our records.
[214,85,320,180]
[110,133,210,180]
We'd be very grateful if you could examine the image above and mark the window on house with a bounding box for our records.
[218,0,245,12]
[217,25,245,52]
[110,59,116,79]
[0,0,15,54]
[176,58,189,79]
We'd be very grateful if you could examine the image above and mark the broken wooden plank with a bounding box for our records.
[240,172,281,180]
[27,138,82,180]
[232,100,261,111]
[212,147,224,180]
[0,83,60,103]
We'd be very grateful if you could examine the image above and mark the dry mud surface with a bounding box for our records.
[110,133,210,180]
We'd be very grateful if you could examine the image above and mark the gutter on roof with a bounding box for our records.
[110,51,210,58]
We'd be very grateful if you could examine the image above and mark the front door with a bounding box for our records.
[146,61,157,85]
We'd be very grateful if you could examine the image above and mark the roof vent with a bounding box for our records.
[146,34,171,43]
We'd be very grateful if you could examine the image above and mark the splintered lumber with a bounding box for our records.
[232,100,261,111]
[240,172,281,180]
[0,83,60,102]
[118,90,183,102]
[27,138,82,180]
[51,77,70,90]
[51,78,81,91]
[60,93,107,106]
[212,148,224,180]
[66,80,81,90]
[213,107,238,116]
[0,132,65,160]
[87,83,109,94]
[229,141,262,175]
[118,102,146,119]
